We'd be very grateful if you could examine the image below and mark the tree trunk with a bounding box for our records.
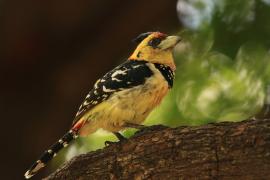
[46,118,270,180]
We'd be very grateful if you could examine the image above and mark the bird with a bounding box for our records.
[24,31,181,179]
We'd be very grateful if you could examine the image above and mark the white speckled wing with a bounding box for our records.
[72,60,153,125]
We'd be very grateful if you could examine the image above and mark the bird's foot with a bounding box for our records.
[104,132,127,146]
[104,140,117,146]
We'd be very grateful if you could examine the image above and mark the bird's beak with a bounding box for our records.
[158,35,181,50]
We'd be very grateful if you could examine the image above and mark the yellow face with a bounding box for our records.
[129,32,181,71]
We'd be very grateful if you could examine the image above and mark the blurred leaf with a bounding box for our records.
[178,29,214,57]
[218,0,255,32]
[235,42,270,79]
[177,0,216,30]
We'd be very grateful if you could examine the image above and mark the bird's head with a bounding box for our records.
[129,32,181,71]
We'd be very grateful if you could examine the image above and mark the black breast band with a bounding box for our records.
[154,63,174,88]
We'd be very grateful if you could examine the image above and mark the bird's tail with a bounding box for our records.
[24,129,78,179]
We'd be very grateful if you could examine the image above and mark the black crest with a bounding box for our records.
[132,32,153,44]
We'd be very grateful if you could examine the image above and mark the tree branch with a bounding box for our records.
[46,119,270,179]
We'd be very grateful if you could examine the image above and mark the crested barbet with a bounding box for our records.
[24,32,181,179]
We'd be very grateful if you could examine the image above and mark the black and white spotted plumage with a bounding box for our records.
[73,60,154,124]
[73,60,175,125]
[24,130,78,179]
[154,63,174,88]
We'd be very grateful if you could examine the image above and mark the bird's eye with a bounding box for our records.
[148,38,162,48]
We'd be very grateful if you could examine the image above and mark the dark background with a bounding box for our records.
[0,0,179,179]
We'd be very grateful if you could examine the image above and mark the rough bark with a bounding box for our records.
[46,118,270,180]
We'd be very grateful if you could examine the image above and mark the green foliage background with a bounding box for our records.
[52,0,270,166]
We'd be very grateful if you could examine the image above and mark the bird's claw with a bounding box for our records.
[104,140,117,146]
